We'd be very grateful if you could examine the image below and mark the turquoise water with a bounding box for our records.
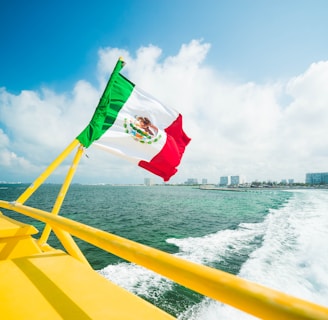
[1,185,328,319]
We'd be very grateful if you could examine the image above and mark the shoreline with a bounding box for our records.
[199,185,328,191]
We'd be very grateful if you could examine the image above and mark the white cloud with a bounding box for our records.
[272,61,328,174]
[0,128,38,181]
[1,40,328,184]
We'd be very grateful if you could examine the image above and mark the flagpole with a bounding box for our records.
[16,139,80,204]
[38,143,85,245]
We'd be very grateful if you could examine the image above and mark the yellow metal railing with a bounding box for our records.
[39,143,85,245]
[2,140,328,319]
[1,199,328,320]
[12,139,90,266]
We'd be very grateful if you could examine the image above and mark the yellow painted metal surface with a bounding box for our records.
[0,214,42,259]
[1,140,328,320]
[1,201,328,320]
[36,144,90,266]
[0,236,42,260]
[39,144,84,245]
[0,213,38,237]
[51,227,91,267]
[0,251,175,320]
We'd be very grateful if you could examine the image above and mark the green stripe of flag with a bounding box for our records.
[77,59,134,147]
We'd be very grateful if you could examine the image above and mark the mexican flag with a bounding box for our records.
[77,58,191,181]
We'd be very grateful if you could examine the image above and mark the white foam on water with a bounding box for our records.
[98,190,328,319]
[98,262,173,300]
[98,219,263,306]
[180,189,328,319]
[166,221,264,266]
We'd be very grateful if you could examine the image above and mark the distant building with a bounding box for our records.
[281,179,296,185]
[306,172,328,185]
[231,175,246,186]
[201,178,208,185]
[185,178,198,185]
[144,178,153,186]
[219,175,246,186]
[219,176,230,186]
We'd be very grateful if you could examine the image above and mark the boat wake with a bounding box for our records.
[179,190,328,319]
[98,190,328,319]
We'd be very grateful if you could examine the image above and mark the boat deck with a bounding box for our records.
[0,214,174,319]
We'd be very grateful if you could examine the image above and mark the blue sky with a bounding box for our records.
[1,1,328,184]
[2,0,327,90]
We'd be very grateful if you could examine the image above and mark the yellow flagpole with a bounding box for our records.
[16,139,80,204]
[39,143,85,245]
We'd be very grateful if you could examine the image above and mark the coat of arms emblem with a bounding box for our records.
[124,116,162,144]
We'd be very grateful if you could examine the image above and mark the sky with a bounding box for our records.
[1,0,328,184]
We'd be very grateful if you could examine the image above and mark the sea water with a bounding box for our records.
[1,185,327,319]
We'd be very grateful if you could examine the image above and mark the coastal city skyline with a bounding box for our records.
[1,2,328,185]
[182,171,327,186]
[2,171,328,187]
